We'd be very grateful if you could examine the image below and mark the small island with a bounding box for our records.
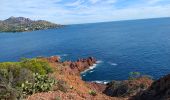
[0,16,63,32]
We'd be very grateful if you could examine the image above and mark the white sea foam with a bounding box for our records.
[96,60,103,64]
[89,70,94,73]
[61,54,68,57]
[54,54,68,59]
[92,80,110,84]
[82,74,86,76]
[81,64,97,74]
[81,60,103,74]
[108,62,118,66]
[57,54,68,57]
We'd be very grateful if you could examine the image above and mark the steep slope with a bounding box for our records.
[133,74,170,100]
[27,56,125,100]
[103,77,153,98]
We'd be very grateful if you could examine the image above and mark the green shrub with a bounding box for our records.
[55,96,61,100]
[21,73,56,95]
[0,58,55,98]
[89,90,97,96]
[20,58,53,75]
[129,72,141,80]
[17,68,35,85]
[0,62,21,78]
[0,70,23,100]
[0,58,53,76]
[0,83,22,100]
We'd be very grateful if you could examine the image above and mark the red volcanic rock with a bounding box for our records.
[62,61,71,66]
[52,57,97,75]
[62,57,97,75]
[47,56,60,62]
[71,57,96,73]
[87,82,107,92]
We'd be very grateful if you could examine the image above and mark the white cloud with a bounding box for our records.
[66,0,85,7]
[0,0,170,24]
[89,0,117,4]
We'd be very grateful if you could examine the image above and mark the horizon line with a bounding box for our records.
[67,16,170,25]
[1,16,170,25]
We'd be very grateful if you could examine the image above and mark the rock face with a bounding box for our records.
[133,74,170,100]
[27,56,115,100]
[45,56,96,75]
[29,56,170,100]
[87,82,107,92]
[103,77,153,98]
[63,57,97,75]
[47,56,60,63]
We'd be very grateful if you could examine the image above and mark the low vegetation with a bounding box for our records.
[0,58,56,99]
[53,79,69,93]
[128,72,141,80]
[21,73,56,96]
[89,90,97,96]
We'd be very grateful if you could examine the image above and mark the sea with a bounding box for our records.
[0,17,170,82]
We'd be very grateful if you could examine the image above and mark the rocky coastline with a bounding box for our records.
[0,56,170,100]
[26,56,170,100]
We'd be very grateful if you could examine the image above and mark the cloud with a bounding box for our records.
[66,0,85,7]
[0,0,170,24]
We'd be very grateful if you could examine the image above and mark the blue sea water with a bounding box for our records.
[0,18,170,82]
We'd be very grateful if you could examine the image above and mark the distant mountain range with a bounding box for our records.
[0,17,63,32]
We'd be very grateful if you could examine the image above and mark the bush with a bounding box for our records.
[0,62,21,79]
[0,58,55,98]
[129,72,141,80]
[0,70,23,100]
[20,58,53,75]
[21,73,56,95]
[17,68,34,85]
[0,58,53,76]
[89,90,97,96]
[0,58,53,86]
[55,96,61,100]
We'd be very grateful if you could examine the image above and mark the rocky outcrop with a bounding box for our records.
[87,82,107,93]
[62,57,96,75]
[28,56,116,100]
[133,74,170,100]
[103,77,153,98]
[47,56,60,63]
[28,56,170,100]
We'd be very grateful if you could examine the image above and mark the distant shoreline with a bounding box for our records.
[0,16,63,32]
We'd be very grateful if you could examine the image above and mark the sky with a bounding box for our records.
[0,0,170,24]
